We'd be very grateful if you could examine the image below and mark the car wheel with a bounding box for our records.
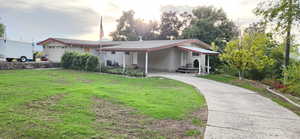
[20,56,27,62]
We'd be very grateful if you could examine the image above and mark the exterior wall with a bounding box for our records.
[137,47,182,72]
[44,42,100,62]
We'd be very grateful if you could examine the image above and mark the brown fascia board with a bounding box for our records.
[37,38,68,46]
[37,38,118,47]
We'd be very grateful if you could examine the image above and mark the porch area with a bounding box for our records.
[176,46,219,74]
[100,39,219,76]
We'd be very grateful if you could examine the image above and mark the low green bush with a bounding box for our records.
[61,52,76,69]
[283,63,300,97]
[102,67,145,77]
[61,52,99,72]
[71,53,81,70]
[86,56,99,72]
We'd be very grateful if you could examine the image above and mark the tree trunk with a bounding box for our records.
[285,0,293,68]
[285,23,291,68]
[238,71,242,80]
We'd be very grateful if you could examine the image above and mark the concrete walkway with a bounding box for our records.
[150,73,300,139]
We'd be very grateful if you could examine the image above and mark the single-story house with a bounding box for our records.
[37,38,218,74]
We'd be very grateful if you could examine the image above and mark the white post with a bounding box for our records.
[104,53,107,66]
[99,41,102,72]
[123,52,126,73]
[145,51,148,75]
[207,55,210,74]
[198,58,201,75]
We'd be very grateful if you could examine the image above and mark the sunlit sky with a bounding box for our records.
[0,0,271,42]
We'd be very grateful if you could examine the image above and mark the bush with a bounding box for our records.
[61,52,76,69]
[102,67,145,77]
[71,53,81,70]
[61,52,99,72]
[86,56,99,72]
[283,63,300,97]
[79,53,91,70]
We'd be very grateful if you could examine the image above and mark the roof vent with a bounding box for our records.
[139,36,143,42]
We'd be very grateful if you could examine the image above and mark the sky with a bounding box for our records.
[0,0,266,42]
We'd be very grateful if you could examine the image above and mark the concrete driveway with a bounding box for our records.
[149,73,300,139]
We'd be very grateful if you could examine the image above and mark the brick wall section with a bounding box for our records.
[0,62,60,70]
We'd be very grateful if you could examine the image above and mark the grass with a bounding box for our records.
[184,129,201,136]
[200,74,300,116]
[0,69,206,138]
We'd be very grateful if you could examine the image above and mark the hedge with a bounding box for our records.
[102,67,145,77]
[61,52,99,72]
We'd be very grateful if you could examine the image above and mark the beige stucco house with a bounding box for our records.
[38,38,218,74]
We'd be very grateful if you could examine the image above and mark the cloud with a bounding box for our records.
[0,0,267,41]
[0,0,103,41]
[160,5,194,14]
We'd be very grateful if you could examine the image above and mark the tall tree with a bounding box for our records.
[110,10,159,41]
[182,6,238,51]
[255,0,300,67]
[0,23,4,38]
[134,19,159,40]
[221,33,274,79]
[244,22,267,34]
[110,10,138,41]
[159,11,183,40]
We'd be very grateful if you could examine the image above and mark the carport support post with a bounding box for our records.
[145,51,148,75]
[198,54,201,75]
[207,55,210,74]
[123,52,126,73]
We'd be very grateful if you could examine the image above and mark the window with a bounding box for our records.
[125,51,130,55]
[192,52,199,56]
[111,51,116,54]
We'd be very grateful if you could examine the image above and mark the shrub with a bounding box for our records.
[79,54,90,70]
[71,53,81,70]
[102,67,145,77]
[283,63,300,97]
[61,52,75,69]
[61,52,99,72]
[86,56,99,72]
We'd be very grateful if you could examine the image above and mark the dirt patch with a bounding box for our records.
[26,93,65,108]
[23,93,66,122]
[92,97,207,139]
[77,77,94,83]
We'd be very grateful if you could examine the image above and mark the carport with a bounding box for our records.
[101,39,217,75]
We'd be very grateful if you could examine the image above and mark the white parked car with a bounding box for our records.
[0,38,34,62]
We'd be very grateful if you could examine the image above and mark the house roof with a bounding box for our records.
[37,38,119,47]
[178,46,219,55]
[101,39,211,52]
[37,38,213,52]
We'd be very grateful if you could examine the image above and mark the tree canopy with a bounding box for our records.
[110,10,159,41]
[159,11,183,40]
[0,23,4,38]
[221,33,275,79]
[182,6,238,51]
[111,7,238,44]
[255,0,300,66]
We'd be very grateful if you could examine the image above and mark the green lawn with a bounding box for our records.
[200,74,300,116]
[0,69,206,138]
